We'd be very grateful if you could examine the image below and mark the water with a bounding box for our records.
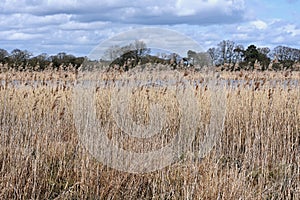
[1,79,299,89]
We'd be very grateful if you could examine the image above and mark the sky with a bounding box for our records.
[0,0,300,57]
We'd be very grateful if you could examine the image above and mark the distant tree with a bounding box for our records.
[50,53,64,68]
[186,50,211,68]
[243,45,270,70]
[233,44,244,63]
[207,48,219,65]
[109,40,150,69]
[243,45,259,66]
[217,40,235,64]
[9,49,32,68]
[272,45,300,70]
[225,40,235,63]
[257,47,271,70]
[273,45,300,62]
[258,47,270,57]
[0,48,9,63]
[131,40,150,65]
[28,53,51,70]
[50,52,80,69]
[73,57,85,68]
[111,50,137,70]
[217,40,226,64]
[104,45,121,61]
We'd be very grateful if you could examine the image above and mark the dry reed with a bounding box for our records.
[0,67,299,199]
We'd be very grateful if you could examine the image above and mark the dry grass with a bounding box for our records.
[0,68,299,199]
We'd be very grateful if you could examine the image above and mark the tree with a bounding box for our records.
[10,49,32,66]
[272,45,300,70]
[218,40,226,64]
[188,50,211,67]
[0,49,9,64]
[243,45,259,66]
[233,44,244,63]
[273,45,300,62]
[104,45,121,61]
[258,47,270,57]
[243,45,270,70]
[257,47,271,70]
[225,40,235,64]
[217,40,235,64]
[131,40,150,65]
[28,53,51,70]
[207,48,219,65]
[50,52,77,68]
[109,40,150,69]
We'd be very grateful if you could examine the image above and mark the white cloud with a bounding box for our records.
[7,32,41,40]
[0,13,71,31]
[283,24,300,36]
[0,0,299,56]
[0,30,43,40]
[59,21,110,31]
[1,0,247,25]
[237,19,268,32]
[175,0,245,16]
[251,20,268,30]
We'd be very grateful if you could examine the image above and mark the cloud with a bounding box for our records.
[1,0,247,25]
[90,27,206,60]
[250,20,268,30]
[0,30,43,41]
[282,24,300,37]
[175,0,245,16]
[0,0,299,56]
[97,0,245,25]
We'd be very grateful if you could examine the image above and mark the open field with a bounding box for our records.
[0,69,299,199]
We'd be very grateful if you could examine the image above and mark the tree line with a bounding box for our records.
[207,40,300,70]
[1,40,300,71]
[0,49,84,71]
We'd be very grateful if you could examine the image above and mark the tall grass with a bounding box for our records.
[0,67,299,199]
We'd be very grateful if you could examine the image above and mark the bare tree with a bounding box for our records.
[225,40,235,63]
[131,40,150,65]
[108,40,150,69]
[10,49,32,65]
[104,45,121,61]
[233,44,244,63]
[0,49,9,62]
[218,40,227,64]
[217,40,235,64]
[207,48,219,65]
[273,45,300,61]
[258,47,270,56]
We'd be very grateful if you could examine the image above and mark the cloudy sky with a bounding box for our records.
[1,0,300,57]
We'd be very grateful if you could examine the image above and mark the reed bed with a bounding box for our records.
[0,68,299,199]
